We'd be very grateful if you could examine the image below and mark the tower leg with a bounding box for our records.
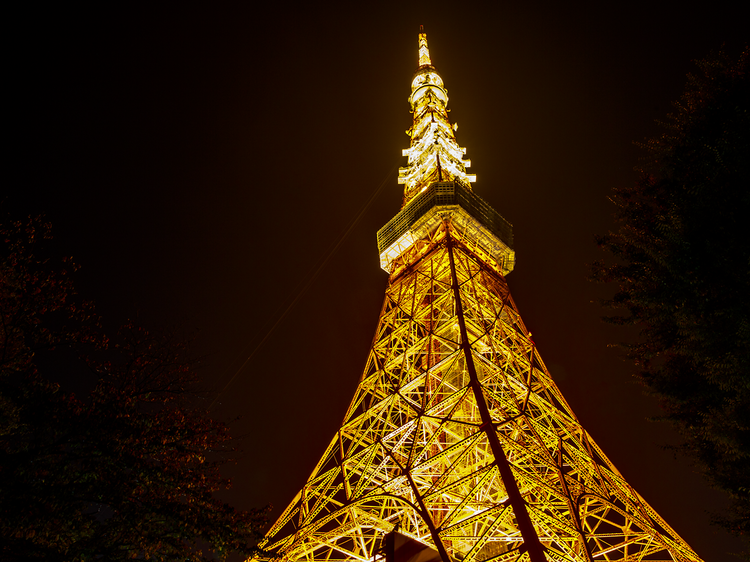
[447,234,547,562]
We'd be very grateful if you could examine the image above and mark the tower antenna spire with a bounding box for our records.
[398,26,476,209]
[418,25,432,67]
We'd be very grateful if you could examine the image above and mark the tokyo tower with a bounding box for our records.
[258,29,703,562]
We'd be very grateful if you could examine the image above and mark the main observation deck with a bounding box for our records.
[377,181,515,276]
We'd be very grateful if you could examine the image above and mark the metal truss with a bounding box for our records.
[259,223,703,562]
[258,28,701,562]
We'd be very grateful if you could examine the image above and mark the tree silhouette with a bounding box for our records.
[593,47,749,540]
[1,217,268,561]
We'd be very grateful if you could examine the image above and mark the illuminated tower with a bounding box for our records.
[259,29,703,562]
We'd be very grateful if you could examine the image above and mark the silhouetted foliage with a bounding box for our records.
[0,217,268,560]
[592,48,750,541]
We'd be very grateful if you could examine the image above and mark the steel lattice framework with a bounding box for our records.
[257,29,703,562]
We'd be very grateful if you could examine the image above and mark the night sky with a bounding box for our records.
[10,2,748,559]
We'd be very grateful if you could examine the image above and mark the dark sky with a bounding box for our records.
[10,2,748,559]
